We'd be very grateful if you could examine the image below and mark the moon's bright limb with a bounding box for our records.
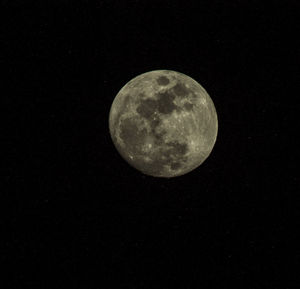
[109,70,218,178]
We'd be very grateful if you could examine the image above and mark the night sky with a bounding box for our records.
[2,1,298,288]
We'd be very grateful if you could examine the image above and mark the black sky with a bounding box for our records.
[2,1,299,288]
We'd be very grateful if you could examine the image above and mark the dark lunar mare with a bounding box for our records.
[119,117,147,154]
[118,91,190,174]
[171,82,190,97]
[119,138,189,176]
[156,76,170,86]
[156,91,178,114]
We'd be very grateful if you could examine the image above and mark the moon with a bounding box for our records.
[109,70,218,178]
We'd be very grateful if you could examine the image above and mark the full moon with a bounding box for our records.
[109,70,218,178]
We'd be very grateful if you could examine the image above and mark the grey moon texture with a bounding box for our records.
[109,70,218,178]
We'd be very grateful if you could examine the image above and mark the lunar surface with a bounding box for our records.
[109,70,218,178]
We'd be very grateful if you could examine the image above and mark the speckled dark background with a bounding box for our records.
[2,0,298,288]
